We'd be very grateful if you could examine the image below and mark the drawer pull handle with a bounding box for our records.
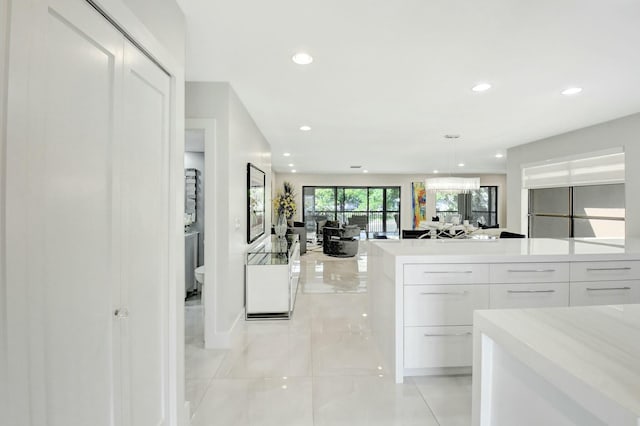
[507,290,556,294]
[422,271,473,274]
[420,291,468,295]
[586,287,631,291]
[586,267,632,271]
[424,332,472,337]
[507,269,556,273]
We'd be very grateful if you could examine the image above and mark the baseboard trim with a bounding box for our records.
[204,307,245,349]
[403,366,472,378]
[184,401,192,425]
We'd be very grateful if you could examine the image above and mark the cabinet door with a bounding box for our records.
[404,326,473,368]
[570,261,640,282]
[490,282,569,309]
[570,280,640,306]
[120,40,171,426]
[404,263,489,285]
[404,285,489,326]
[490,262,570,283]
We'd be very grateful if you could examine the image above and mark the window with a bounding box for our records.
[528,184,625,238]
[303,186,401,235]
[436,186,498,226]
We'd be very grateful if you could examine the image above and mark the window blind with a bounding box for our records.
[522,150,624,189]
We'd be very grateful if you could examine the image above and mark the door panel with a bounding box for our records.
[121,41,171,426]
[40,3,122,425]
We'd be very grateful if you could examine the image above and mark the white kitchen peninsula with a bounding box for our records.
[472,304,640,426]
[367,238,640,383]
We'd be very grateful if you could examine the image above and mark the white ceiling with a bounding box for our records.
[177,0,640,175]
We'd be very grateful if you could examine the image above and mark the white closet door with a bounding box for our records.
[32,1,123,425]
[120,41,171,426]
[12,0,173,425]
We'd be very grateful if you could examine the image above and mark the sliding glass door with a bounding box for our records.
[303,186,401,235]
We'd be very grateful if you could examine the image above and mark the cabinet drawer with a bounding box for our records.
[489,282,569,309]
[570,280,640,306]
[571,261,640,282]
[490,262,569,283]
[404,326,473,369]
[404,285,489,326]
[404,264,489,285]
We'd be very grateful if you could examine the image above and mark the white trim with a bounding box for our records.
[204,308,246,349]
[183,401,192,426]
[185,119,222,351]
[0,0,9,421]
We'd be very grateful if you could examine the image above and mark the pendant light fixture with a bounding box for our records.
[425,135,480,193]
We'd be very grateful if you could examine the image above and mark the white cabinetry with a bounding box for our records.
[246,235,301,319]
[372,240,640,383]
[404,326,474,369]
[404,285,490,326]
[489,262,570,284]
[489,262,570,309]
[489,282,569,309]
[570,260,640,306]
[402,264,489,371]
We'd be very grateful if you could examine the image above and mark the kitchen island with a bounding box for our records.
[367,238,640,383]
[472,304,640,426]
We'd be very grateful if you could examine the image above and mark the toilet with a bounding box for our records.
[195,266,205,291]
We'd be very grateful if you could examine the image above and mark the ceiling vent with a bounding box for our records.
[350,165,362,169]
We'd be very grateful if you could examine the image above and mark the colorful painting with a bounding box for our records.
[411,182,427,229]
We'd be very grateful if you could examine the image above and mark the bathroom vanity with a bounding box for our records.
[367,238,640,383]
[245,234,301,319]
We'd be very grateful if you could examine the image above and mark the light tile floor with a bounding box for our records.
[185,241,472,426]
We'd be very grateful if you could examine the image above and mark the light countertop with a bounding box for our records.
[371,238,640,262]
[474,304,640,424]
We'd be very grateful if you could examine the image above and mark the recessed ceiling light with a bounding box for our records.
[472,83,492,92]
[288,163,294,167]
[433,170,439,174]
[283,152,291,157]
[561,87,582,96]
[299,125,311,131]
[292,52,313,65]
[363,170,369,173]
[291,169,297,173]
[458,163,465,167]
[444,134,460,139]
[495,153,504,158]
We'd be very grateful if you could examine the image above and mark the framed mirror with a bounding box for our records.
[247,163,266,243]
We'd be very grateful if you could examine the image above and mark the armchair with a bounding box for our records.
[323,226,359,257]
[347,215,368,238]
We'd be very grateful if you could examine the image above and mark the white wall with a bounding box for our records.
[121,0,186,64]
[184,152,205,265]
[275,173,507,230]
[186,82,272,347]
[507,113,640,237]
